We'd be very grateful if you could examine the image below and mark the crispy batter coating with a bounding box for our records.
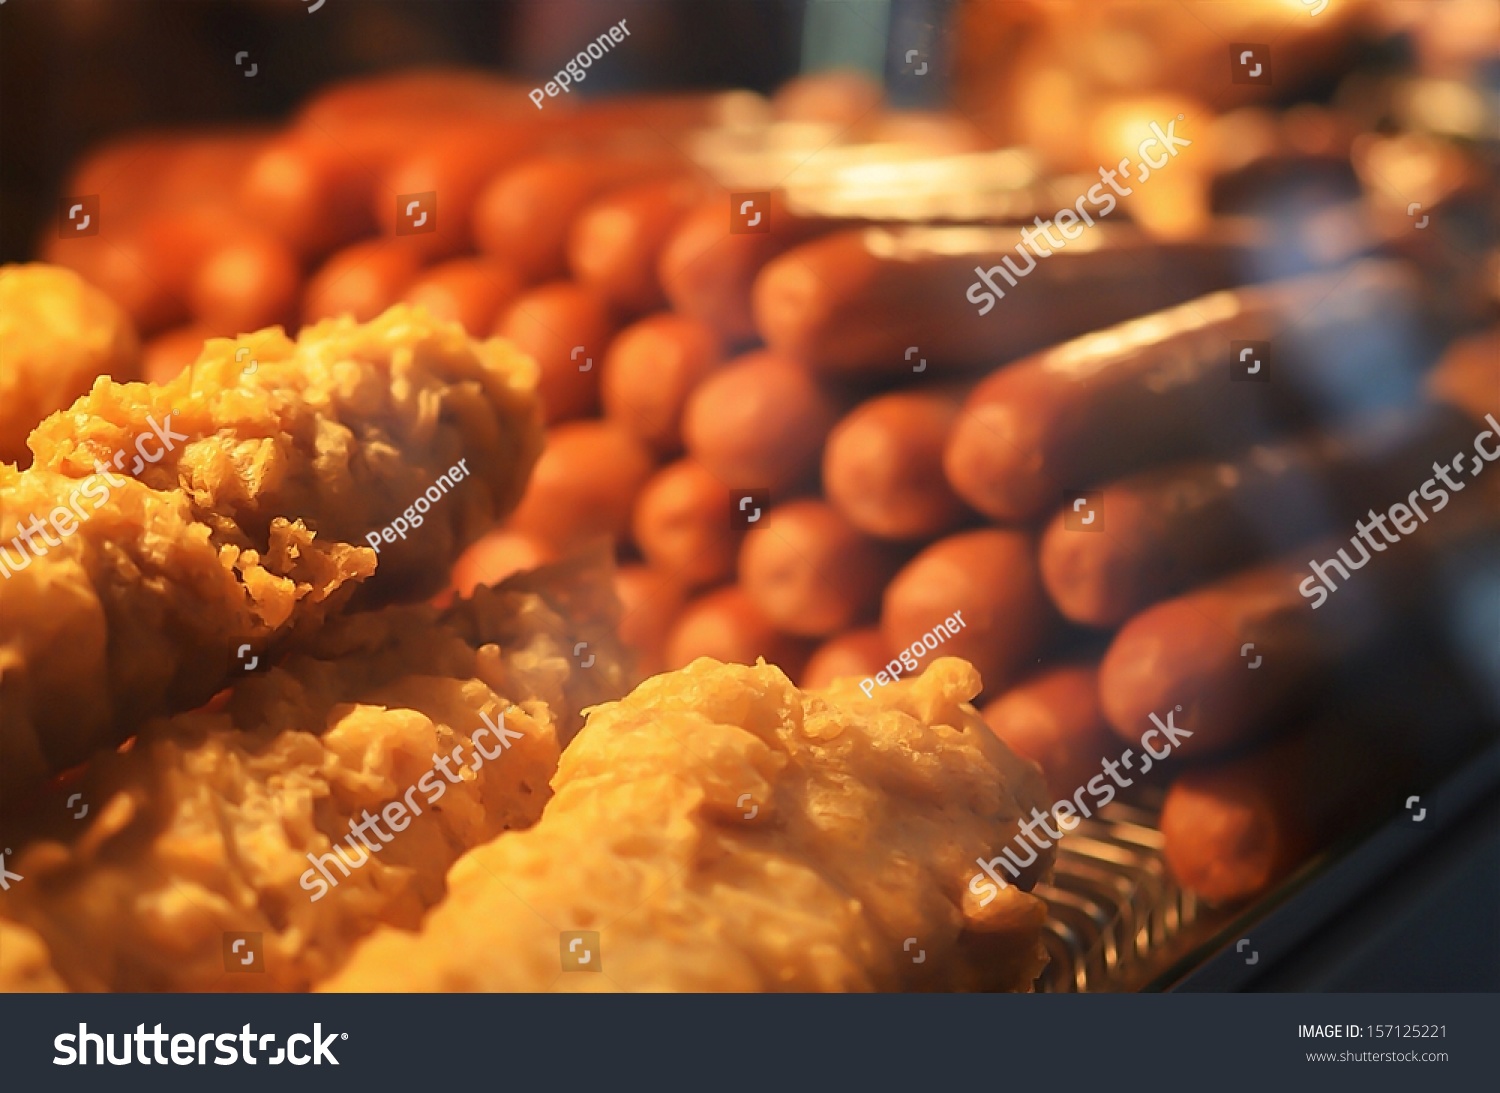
[0,264,141,467]
[0,555,629,992]
[324,657,1054,992]
[0,920,67,992]
[0,306,542,803]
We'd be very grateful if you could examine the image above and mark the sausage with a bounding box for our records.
[141,325,211,386]
[801,628,893,690]
[494,281,616,424]
[302,238,424,324]
[601,313,722,454]
[881,529,1053,696]
[67,130,270,229]
[944,260,1424,521]
[631,459,737,589]
[980,664,1111,796]
[373,123,540,259]
[505,420,656,553]
[47,207,255,335]
[64,133,190,225]
[473,150,677,283]
[45,225,187,335]
[241,125,410,259]
[1038,414,1480,627]
[187,232,301,335]
[245,72,529,256]
[1038,442,1330,628]
[1098,554,1377,759]
[1160,719,1405,903]
[614,563,688,678]
[567,175,709,316]
[682,349,844,494]
[823,387,973,541]
[753,224,1255,375]
[294,69,529,130]
[658,191,843,345]
[664,585,814,676]
[737,500,903,638]
[446,528,557,601]
[402,257,524,335]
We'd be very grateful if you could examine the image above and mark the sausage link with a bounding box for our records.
[601,313,722,455]
[682,349,844,494]
[881,529,1053,696]
[631,459,737,590]
[823,387,973,540]
[945,261,1426,521]
[505,420,656,553]
[737,499,904,637]
[494,281,617,424]
[754,224,1254,375]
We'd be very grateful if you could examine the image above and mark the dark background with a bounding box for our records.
[0,0,817,262]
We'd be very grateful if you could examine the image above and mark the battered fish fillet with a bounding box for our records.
[324,657,1054,993]
[0,306,542,803]
[0,263,141,467]
[0,555,629,992]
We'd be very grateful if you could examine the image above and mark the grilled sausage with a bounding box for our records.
[823,387,973,540]
[881,529,1053,695]
[659,191,842,345]
[506,420,656,553]
[601,313,722,454]
[664,585,814,676]
[473,150,676,282]
[980,664,1111,795]
[631,459,737,589]
[738,499,903,637]
[303,238,424,324]
[682,349,844,494]
[945,261,1425,521]
[567,175,708,316]
[754,224,1254,375]
[494,281,617,424]
[801,628,893,689]
[402,256,525,335]
[614,563,688,678]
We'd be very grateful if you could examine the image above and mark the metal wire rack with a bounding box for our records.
[1034,799,1202,993]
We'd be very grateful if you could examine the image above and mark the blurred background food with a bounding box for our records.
[1,0,1498,991]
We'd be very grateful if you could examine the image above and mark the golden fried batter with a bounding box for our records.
[0,555,629,992]
[324,657,1054,993]
[0,264,141,467]
[0,920,67,992]
[0,306,542,802]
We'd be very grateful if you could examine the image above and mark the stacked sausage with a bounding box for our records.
[41,67,1499,911]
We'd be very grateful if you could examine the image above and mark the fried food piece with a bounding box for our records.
[325,657,1054,992]
[0,264,141,467]
[0,556,630,992]
[1,306,543,804]
[0,921,67,992]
